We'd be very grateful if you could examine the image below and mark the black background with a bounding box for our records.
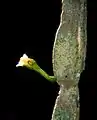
[0,0,97,120]
[1,0,61,120]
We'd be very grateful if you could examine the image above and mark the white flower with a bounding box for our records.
[16,54,29,67]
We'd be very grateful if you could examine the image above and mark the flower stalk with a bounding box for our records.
[16,54,56,82]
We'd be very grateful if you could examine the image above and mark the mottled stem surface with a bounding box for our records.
[52,0,87,120]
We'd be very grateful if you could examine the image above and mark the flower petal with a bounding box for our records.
[23,54,28,58]
[16,54,29,67]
